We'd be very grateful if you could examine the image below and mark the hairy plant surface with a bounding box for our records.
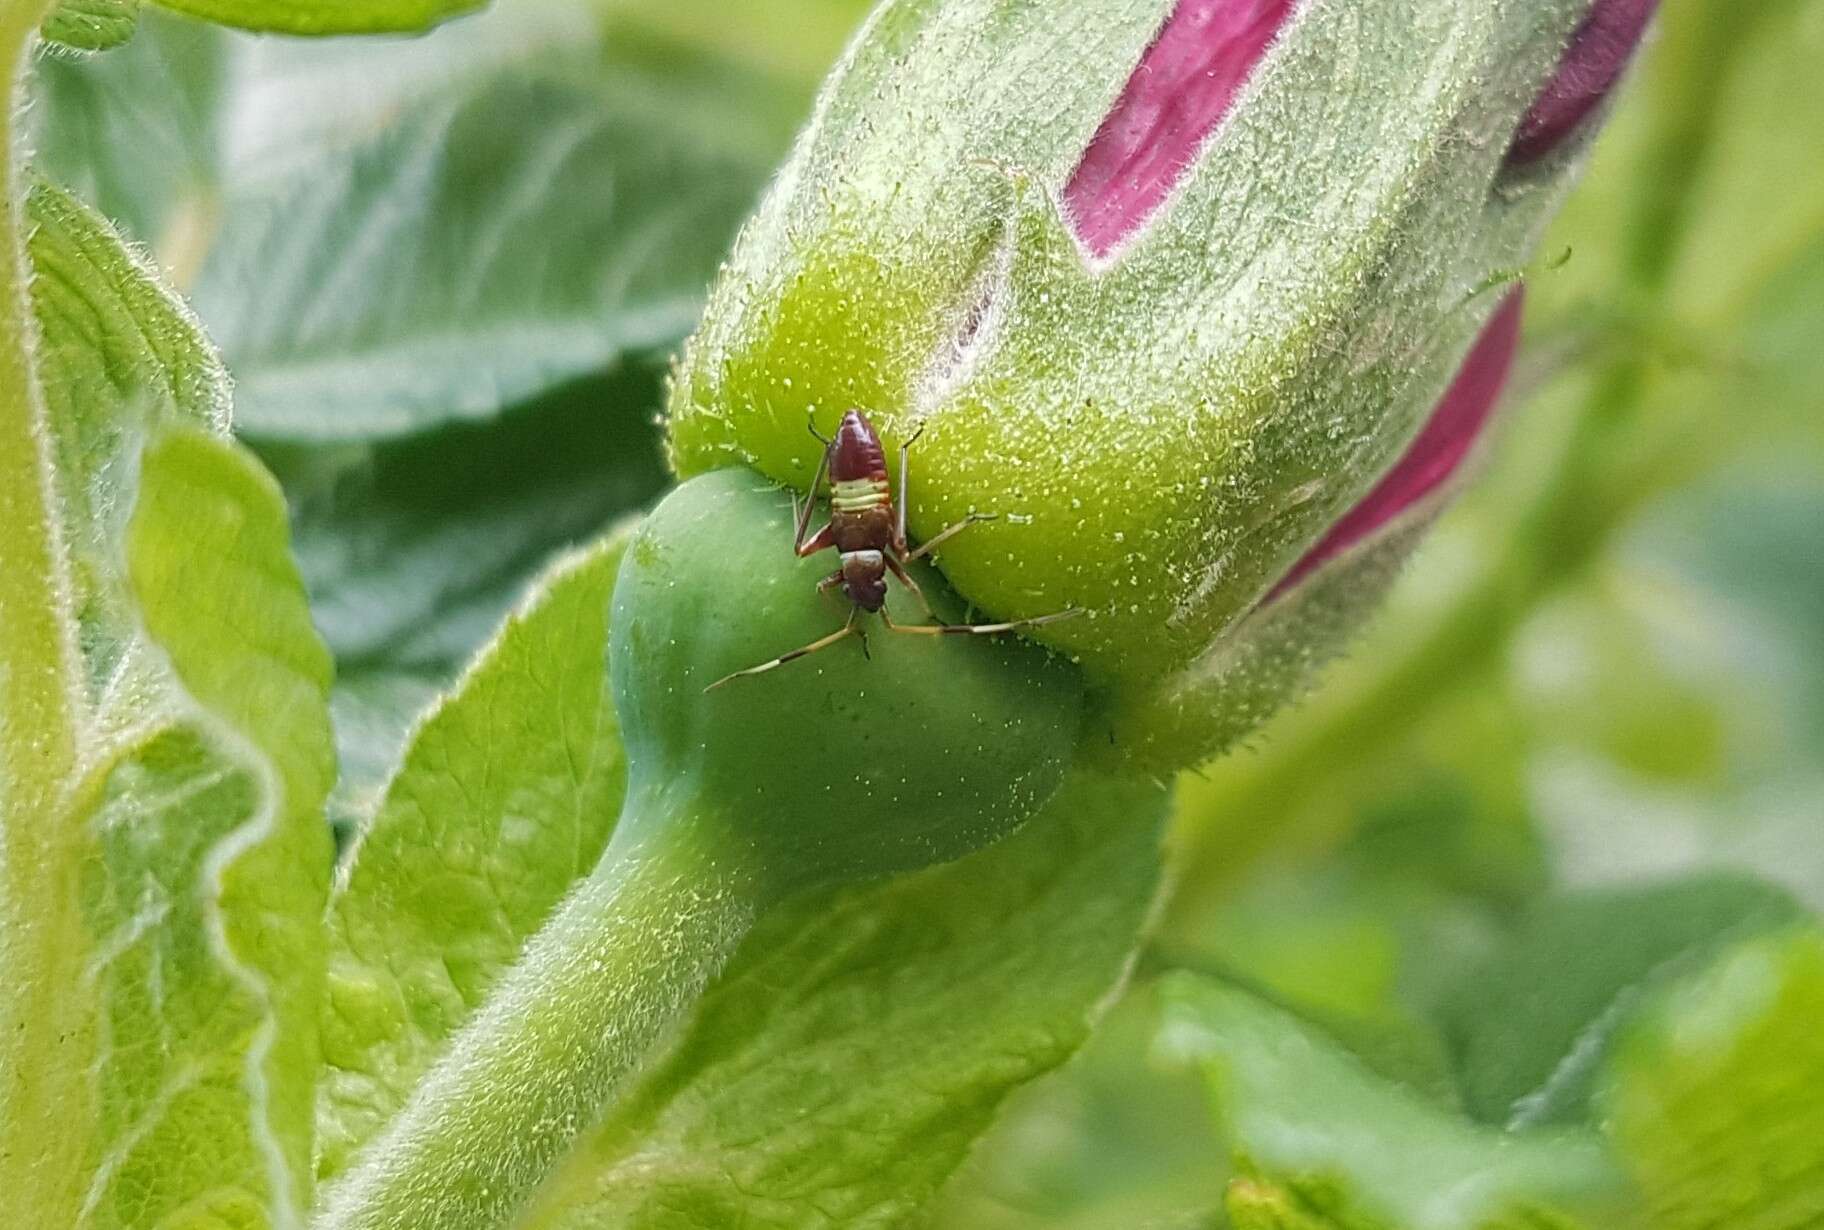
[2,0,1821,1228]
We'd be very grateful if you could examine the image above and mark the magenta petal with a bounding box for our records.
[1269,291,1524,601]
[1065,0,1296,258]
[1509,0,1658,164]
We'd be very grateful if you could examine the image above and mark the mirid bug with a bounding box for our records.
[707,409,1079,689]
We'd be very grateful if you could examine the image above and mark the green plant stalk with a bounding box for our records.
[319,803,758,1230]
[0,2,91,1219]
[322,467,1086,1228]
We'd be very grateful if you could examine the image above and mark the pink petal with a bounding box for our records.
[1065,0,1296,258]
[1269,290,1525,600]
[1509,0,1659,165]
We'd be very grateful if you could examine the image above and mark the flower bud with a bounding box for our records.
[1509,0,1659,165]
[667,0,1647,772]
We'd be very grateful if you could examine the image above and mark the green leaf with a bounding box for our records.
[117,425,337,1221]
[1437,875,1807,1129]
[923,984,1231,1230]
[149,0,480,36]
[0,177,334,1224]
[1164,873,1483,1114]
[34,2,797,442]
[41,0,138,51]
[37,3,735,825]
[32,2,742,786]
[1158,975,1623,1230]
[29,12,222,249]
[263,362,669,816]
[1600,927,1824,1229]
[30,10,801,808]
[318,533,630,1179]
[511,770,1169,1229]
[26,178,229,658]
[190,68,755,441]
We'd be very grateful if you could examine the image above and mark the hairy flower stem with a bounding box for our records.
[0,5,95,1223]
[319,801,758,1230]
[319,466,1086,1228]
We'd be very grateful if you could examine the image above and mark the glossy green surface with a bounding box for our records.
[612,467,1087,893]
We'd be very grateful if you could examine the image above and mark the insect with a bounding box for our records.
[707,408,1079,689]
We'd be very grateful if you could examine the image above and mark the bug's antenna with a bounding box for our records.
[705,609,861,691]
[806,412,832,447]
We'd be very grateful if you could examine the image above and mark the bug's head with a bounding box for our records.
[841,549,889,611]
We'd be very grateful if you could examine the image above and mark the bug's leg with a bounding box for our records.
[906,512,999,562]
[797,521,838,557]
[884,553,942,623]
[893,424,926,556]
[880,605,1081,637]
[816,569,849,613]
[704,607,860,692]
[793,442,835,556]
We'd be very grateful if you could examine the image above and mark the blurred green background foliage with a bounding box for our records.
[30,0,1824,1224]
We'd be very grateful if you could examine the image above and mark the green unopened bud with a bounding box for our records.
[668,0,1646,772]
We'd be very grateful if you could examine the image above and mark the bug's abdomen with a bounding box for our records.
[830,475,890,513]
[830,409,889,484]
